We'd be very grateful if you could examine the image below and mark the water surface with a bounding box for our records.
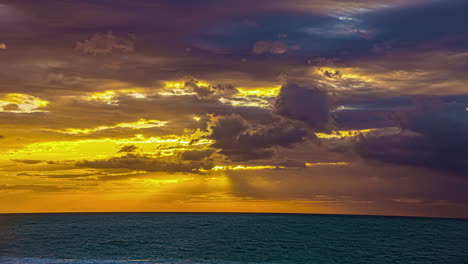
[0,213,466,264]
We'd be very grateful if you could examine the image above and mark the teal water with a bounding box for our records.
[0,213,467,264]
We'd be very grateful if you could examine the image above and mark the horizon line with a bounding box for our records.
[0,211,466,220]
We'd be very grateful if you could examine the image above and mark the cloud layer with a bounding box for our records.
[0,0,467,217]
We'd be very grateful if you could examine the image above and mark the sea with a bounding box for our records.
[0,213,467,264]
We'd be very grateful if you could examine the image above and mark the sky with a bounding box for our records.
[0,0,468,218]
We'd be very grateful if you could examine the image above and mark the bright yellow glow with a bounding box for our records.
[87,90,118,104]
[164,81,280,98]
[0,93,49,113]
[160,82,280,108]
[237,86,281,97]
[5,131,213,161]
[305,162,350,167]
[116,119,167,129]
[43,119,168,135]
[0,82,374,216]
[218,85,281,108]
[0,137,354,214]
[210,163,350,171]
[133,177,195,185]
[165,81,210,88]
[211,165,283,171]
[316,128,377,139]
[315,67,376,83]
[158,90,197,96]
[160,81,210,96]
[164,81,185,89]
[218,97,272,108]
[0,172,341,214]
[87,89,147,104]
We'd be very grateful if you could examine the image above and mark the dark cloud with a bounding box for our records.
[12,159,44,164]
[118,145,139,153]
[334,110,394,130]
[181,149,214,161]
[77,154,214,173]
[226,160,467,200]
[2,103,19,111]
[356,100,468,175]
[275,83,334,131]
[209,114,307,161]
[358,0,468,52]
[276,159,307,168]
[185,80,238,99]
[333,96,414,130]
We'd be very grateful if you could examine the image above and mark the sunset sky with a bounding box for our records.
[1,0,467,218]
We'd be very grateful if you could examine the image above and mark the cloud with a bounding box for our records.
[12,159,44,164]
[76,154,214,173]
[184,80,238,99]
[2,103,19,111]
[224,159,468,207]
[209,115,307,161]
[181,149,214,161]
[75,31,135,55]
[1,0,468,217]
[0,93,49,113]
[356,99,468,175]
[118,145,139,153]
[276,159,307,168]
[252,41,292,55]
[275,83,334,131]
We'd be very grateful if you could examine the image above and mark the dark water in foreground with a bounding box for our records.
[0,213,467,264]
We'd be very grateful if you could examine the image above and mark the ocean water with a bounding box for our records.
[0,213,467,264]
